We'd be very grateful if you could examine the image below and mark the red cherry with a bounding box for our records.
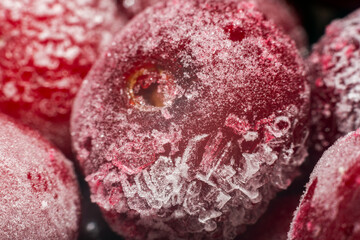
[0,0,126,155]
[0,113,80,240]
[309,9,360,156]
[72,1,309,239]
[289,129,360,240]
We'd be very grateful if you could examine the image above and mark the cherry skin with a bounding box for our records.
[309,8,360,156]
[72,0,310,239]
[117,0,308,54]
[0,113,80,240]
[0,0,126,155]
[289,129,360,240]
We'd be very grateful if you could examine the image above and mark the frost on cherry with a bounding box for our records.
[0,114,80,240]
[289,129,360,240]
[309,8,360,155]
[117,0,308,54]
[0,0,126,154]
[71,1,310,239]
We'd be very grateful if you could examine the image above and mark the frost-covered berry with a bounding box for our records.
[0,114,80,240]
[0,0,126,155]
[118,0,308,54]
[309,9,360,155]
[71,1,309,239]
[289,129,360,240]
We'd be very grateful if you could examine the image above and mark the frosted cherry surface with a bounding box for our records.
[0,114,80,240]
[118,0,308,54]
[309,9,360,154]
[289,129,360,240]
[0,0,126,154]
[71,1,310,239]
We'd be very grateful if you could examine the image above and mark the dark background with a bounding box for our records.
[289,0,360,44]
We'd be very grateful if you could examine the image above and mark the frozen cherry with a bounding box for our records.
[309,9,360,155]
[118,0,308,54]
[0,0,126,155]
[0,113,80,240]
[289,129,360,240]
[71,1,310,239]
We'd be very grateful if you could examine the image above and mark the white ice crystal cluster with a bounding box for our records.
[86,104,307,240]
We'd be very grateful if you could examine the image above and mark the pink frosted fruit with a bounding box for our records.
[309,9,360,154]
[0,113,80,240]
[289,129,360,240]
[0,0,126,155]
[118,0,307,54]
[71,1,310,239]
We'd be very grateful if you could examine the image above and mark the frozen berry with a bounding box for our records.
[0,113,80,240]
[0,0,126,155]
[289,129,360,240]
[118,0,308,54]
[71,1,309,239]
[309,9,360,155]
